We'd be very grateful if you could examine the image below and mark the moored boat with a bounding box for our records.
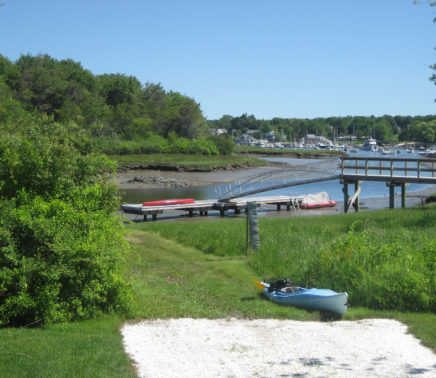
[360,137,378,151]
[142,198,195,206]
[418,149,436,158]
[255,280,348,315]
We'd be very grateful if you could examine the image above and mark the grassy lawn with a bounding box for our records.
[0,317,136,378]
[1,206,435,376]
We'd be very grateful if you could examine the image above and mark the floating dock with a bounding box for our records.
[122,195,301,221]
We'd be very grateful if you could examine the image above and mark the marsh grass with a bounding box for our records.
[111,153,265,170]
[234,145,346,157]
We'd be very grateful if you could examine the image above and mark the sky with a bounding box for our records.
[0,0,435,120]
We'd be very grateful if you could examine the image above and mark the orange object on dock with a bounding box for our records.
[142,198,195,207]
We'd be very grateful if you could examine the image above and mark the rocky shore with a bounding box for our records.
[115,165,286,189]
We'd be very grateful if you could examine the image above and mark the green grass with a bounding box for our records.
[1,205,435,376]
[0,317,136,378]
[111,153,265,171]
[140,208,435,312]
[234,145,346,157]
[125,228,318,321]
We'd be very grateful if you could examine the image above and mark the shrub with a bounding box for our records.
[189,138,219,156]
[208,135,234,155]
[0,119,132,326]
[0,194,131,326]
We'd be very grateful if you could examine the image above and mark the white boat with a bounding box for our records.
[381,147,395,155]
[418,149,436,158]
[295,192,336,209]
[360,138,378,151]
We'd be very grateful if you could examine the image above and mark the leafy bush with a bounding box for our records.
[186,138,219,156]
[208,135,234,155]
[0,194,131,326]
[94,134,171,155]
[95,134,222,156]
[0,119,132,326]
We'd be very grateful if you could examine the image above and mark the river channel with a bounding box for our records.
[120,149,435,206]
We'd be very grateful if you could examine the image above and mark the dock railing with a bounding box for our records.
[340,156,436,184]
[216,159,341,201]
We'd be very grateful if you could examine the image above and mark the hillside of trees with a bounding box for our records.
[0,54,207,139]
[1,54,435,154]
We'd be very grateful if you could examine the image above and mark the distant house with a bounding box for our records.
[210,128,228,136]
[265,130,275,141]
[235,133,255,145]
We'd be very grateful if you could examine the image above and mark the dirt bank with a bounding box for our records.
[115,166,284,189]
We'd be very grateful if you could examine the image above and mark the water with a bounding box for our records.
[120,149,434,204]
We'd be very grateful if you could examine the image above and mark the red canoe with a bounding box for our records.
[142,198,195,207]
[299,200,336,209]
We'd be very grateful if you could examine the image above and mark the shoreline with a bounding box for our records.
[116,166,436,222]
[115,165,287,190]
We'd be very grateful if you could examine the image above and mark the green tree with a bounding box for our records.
[97,73,141,107]
[374,118,394,141]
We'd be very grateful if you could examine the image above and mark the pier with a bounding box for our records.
[122,195,301,221]
[340,156,436,212]
[122,156,436,221]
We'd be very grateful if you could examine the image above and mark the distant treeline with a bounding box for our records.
[209,113,436,144]
[1,54,435,148]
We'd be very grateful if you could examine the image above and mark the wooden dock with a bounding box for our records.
[122,157,436,220]
[122,195,299,221]
[340,156,436,212]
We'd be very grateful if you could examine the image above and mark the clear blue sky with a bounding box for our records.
[1,0,435,120]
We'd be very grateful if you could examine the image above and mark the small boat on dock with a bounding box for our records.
[142,198,195,206]
[255,279,348,315]
[297,192,336,209]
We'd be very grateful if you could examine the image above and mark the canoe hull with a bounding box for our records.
[263,288,348,315]
[142,198,195,206]
[299,200,336,209]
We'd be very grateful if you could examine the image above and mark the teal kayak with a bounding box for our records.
[255,280,348,315]
[263,287,348,314]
